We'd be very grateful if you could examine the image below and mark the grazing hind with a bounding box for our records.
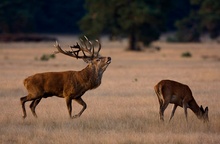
[154,79,209,123]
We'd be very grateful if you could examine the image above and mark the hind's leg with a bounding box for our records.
[183,102,188,122]
[30,98,42,118]
[169,104,178,122]
[155,89,169,121]
[159,101,169,121]
[155,89,165,121]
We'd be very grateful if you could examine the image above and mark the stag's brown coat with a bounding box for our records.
[20,37,111,119]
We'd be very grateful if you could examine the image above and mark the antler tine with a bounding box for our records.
[82,36,93,52]
[70,42,81,58]
[80,36,95,58]
[88,40,95,58]
[95,40,101,57]
[83,36,92,51]
[88,40,92,51]
[82,36,90,52]
[79,38,89,57]
[84,35,88,41]
[54,41,76,57]
[80,38,88,50]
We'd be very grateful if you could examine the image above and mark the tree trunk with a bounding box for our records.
[128,30,140,51]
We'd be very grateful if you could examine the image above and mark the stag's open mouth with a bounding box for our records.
[106,57,111,64]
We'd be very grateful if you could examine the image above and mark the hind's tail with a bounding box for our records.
[154,84,164,105]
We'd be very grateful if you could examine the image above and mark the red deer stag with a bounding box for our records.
[154,80,209,123]
[20,36,111,119]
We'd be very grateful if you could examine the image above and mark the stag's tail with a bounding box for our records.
[23,76,32,89]
[23,78,28,88]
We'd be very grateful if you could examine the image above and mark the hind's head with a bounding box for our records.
[199,105,209,123]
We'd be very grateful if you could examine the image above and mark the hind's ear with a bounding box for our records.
[205,107,208,112]
[200,105,205,112]
[200,105,204,109]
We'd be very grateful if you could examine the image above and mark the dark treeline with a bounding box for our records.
[0,0,219,48]
[0,0,189,34]
[0,0,85,33]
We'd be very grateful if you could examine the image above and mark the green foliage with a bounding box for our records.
[166,36,179,43]
[199,0,220,39]
[181,52,192,57]
[175,12,201,42]
[175,0,220,42]
[40,54,56,61]
[80,0,171,50]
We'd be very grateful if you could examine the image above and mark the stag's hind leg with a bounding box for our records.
[21,94,41,119]
[20,96,28,119]
[30,98,42,118]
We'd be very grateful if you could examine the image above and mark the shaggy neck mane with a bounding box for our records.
[79,65,102,89]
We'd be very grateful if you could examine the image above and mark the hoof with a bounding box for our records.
[71,115,80,119]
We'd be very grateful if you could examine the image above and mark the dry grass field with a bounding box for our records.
[0,35,220,144]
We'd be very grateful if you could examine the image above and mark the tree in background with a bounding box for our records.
[198,0,220,39]
[79,0,171,50]
[175,0,220,42]
[3,0,218,44]
[175,10,201,42]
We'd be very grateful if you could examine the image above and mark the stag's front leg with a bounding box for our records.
[73,97,87,118]
[66,97,73,118]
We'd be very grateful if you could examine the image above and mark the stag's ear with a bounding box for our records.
[83,58,91,63]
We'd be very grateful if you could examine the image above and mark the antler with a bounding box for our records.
[54,36,102,59]
[95,39,101,57]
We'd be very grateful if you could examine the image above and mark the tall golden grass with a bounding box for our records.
[0,36,220,143]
